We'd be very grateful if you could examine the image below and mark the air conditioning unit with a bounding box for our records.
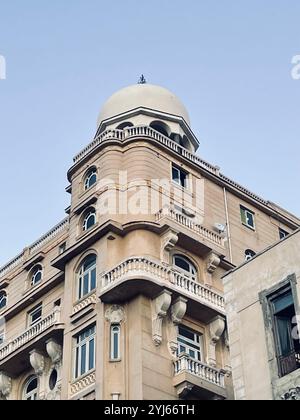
[214,223,226,234]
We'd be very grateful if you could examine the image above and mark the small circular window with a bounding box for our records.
[49,369,58,391]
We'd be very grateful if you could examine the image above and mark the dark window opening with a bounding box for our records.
[270,287,300,377]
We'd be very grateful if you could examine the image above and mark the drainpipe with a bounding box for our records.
[223,187,233,264]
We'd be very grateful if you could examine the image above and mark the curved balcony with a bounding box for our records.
[99,257,225,320]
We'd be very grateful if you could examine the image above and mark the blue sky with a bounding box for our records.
[0,0,299,266]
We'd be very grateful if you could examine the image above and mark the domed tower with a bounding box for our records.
[1,80,299,401]
[55,80,231,400]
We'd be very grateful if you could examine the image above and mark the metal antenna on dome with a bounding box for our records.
[138,74,147,84]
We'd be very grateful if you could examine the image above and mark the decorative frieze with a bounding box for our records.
[70,371,96,395]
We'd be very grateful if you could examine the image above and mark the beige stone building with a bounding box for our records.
[223,229,300,400]
[0,81,299,400]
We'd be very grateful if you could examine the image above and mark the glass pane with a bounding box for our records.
[27,378,38,393]
[247,212,254,227]
[174,257,190,273]
[75,347,79,378]
[277,316,292,355]
[83,274,89,296]
[178,326,195,341]
[91,268,96,290]
[89,339,95,370]
[84,255,96,271]
[81,344,86,376]
[273,292,294,313]
[113,332,119,359]
[172,167,179,183]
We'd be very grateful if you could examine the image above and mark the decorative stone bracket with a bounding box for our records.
[168,297,188,357]
[161,229,179,263]
[207,316,226,367]
[0,371,12,398]
[152,290,172,346]
[46,339,62,367]
[206,252,221,274]
[29,349,45,376]
[105,305,125,324]
[281,387,300,400]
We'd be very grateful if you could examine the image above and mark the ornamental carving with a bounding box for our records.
[281,387,300,400]
[152,290,172,346]
[105,305,125,324]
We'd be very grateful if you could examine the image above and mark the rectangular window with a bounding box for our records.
[74,325,96,379]
[28,304,42,326]
[59,242,66,255]
[240,205,255,230]
[279,228,289,240]
[172,165,188,189]
[0,331,4,346]
[178,325,203,361]
[110,324,121,361]
[268,286,300,377]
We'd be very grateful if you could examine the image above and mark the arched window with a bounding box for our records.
[173,255,197,279]
[77,254,97,300]
[30,265,43,287]
[110,324,121,361]
[84,168,97,191]
[150,121,170,137]
[116,122,134,130]
[245,249,256,262]
[23,376,39,400]
[0,290,7,310]
[82,208,96,232]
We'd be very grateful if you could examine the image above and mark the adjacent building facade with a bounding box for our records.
[0,82,299,400]
[223,229,300,400]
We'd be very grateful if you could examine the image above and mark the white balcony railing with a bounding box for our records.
[101,257,225,312]
[156,208,225,248]
[174,354,225,388]
[0,308,61,360]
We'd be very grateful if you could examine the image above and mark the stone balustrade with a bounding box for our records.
[0,308,61,360]
[156,207,225,248]
[174,354,225,388]
[101,257,225,312]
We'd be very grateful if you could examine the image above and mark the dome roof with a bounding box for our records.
[98,83,190,126]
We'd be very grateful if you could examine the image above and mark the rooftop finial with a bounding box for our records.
[138,74,147,84]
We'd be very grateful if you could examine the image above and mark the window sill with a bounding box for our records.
[242,222,256,232]
[76,223,99,241]
[109,358,122,363]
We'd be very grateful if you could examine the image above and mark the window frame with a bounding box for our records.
[240,205,255,230]
[74,325,96,379]
[245,249,256,262]
[0,330,5,346]
[84,168,97,191]
[260,275,300,379]
[0,290,7,311]
[172,164,189,189]
[23,376,39,401]
[82,208,96,232]
[110,324,121,361]
[30,265,43,288]
[279,228,289,240]
[173,255,197,280]
[177,325,203,362]
[77,254,97,301]
[28,303,43,327]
